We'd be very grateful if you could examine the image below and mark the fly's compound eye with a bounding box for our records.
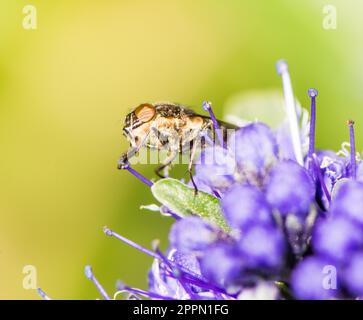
[134,103,156,123]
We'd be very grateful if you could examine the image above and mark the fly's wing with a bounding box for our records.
[153,104,239,146]
[196,114,239,130]
[153,103,239,129]
[216,119,239,130]
[196,115,239,148]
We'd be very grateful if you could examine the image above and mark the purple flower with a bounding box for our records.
[313,216,363,262]
[357,162,363,182]
[238,224,286,270]
[275,121,304,163]
[169,217,218,253]
[195,146,236,190]
[170,250,202,276]
[344,252,363,297]
[237,281,280,300]
[221,184,273,231]
[291,256,339,300]
[266,160,315,218]
[148,250,201,299]
[230,123,278,177]
[330,181,363,226]
[318,151,349,187]
[43,60,363,301]
[199,242,243,287]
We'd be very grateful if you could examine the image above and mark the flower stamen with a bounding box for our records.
[307,88,318,162]
[115,281,174,300]
[104,227,231,297]
[84,265,111,300]
[312,153,331,204]
[203,101,225,148]
[276,60,304,165]
[119,162,153,187]
[153,245,197,299]
[103,226,159,259]
[348,120,357,180]
[37,288,51,300]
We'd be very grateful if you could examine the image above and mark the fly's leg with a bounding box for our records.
[189,171,198,196]
[153,125,180,178]
[188,140,199,195]
[117,147,139,169]
[155,150,178,178]
[118,132,150,169]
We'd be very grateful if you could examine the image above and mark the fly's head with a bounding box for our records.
[123,103,156,148]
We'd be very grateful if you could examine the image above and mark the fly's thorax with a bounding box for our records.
[146,115,184,150]
[154,103,187,118]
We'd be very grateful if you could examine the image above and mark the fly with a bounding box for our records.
[117,102,238,191]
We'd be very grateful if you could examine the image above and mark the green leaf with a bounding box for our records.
[151,178,230,232]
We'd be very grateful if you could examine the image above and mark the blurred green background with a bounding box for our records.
[1,0,362,299]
